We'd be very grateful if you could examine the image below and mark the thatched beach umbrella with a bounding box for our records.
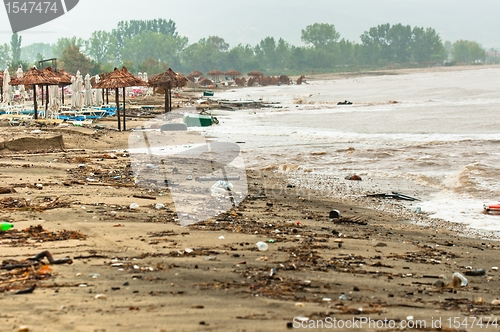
[207,70,224,82]
[187,70,203,82]
[94,67,147,131]
[225,70,241,80]
[10,67,58,120]
[42,67,72,110]
[247,70,264,77]
[148,68,188,113]
[198,78,213,86]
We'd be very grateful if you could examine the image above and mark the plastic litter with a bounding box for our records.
[256,241,269,251]
[155,203,165,210]
[465,268,485,276]
[210,181,234,197]
[129,203,139,210]
[0,222,14,231]
[452,272,468,287]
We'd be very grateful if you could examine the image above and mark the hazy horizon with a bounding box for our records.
[0,0,499,50]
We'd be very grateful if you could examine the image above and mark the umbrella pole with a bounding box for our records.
[169,89,172,112]
[115,88,121,131]
[61,85,65,105]
[122,87,126,131]
[1,86,3,103]
[45,85,49,114]
[163,85,168,113]
[33,85,38,120]
[106,89,109,104]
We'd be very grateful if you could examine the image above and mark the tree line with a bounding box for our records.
[1,19,495,77]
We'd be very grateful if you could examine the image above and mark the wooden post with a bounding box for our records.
[115,87,120,131]
[33,84,38,120]
[169,88,172,112]
[106,89,109,104]
[61,85,65,105]
[45,85,49,113]
[122,87,126,131]
[167,85,168,113]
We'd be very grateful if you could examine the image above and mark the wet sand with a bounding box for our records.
[1,69,500,332]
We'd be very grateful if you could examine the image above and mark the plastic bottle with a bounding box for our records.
[452,272,468,287]
[0,222,14,231]
[256,241,269,251]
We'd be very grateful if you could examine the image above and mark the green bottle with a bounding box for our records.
[0,222,14,231]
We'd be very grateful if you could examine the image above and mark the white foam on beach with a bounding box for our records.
[198,67,500,234]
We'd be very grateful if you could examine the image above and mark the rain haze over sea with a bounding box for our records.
[200,67,500,233]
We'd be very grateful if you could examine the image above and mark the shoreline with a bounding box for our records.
[1,66,500,331]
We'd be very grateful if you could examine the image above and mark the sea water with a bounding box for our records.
[200,67,500,233]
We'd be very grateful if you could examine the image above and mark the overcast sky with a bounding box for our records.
[0,0,499,49]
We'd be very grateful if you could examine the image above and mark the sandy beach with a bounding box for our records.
[1,67,500,332]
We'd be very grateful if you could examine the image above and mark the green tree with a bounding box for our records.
[112,19,179,61]
[10,33,22,67]
[121,31,188,71]
[138,57,169,75]
[21,43,53,63]
[452,40,485,64]
[53,37,84,59]
[207,36,229,52]
[225,44,258,73]
[360,24,391,65]
[387,23,412,63]
[182,38,228,73]
[255,37,278,71]
[85,30,113,64]
[0,43,11,70]
[411,27,445,63]
[301,23,340,49]
[60,44,99,75]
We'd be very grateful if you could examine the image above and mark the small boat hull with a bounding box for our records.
[183,113,218,127]
[484,203,500,213]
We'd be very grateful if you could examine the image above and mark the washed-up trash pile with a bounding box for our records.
[0,250,73,294]
[0,224,87,246]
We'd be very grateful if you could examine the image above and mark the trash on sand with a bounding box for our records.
[129,203,139,210]
[465,268,485,276]
[366,192,419,201]
[329,210,341,220]
[256,242,269,251]
[452,272,468,287]
[210,181,233,197]
[0,222,14,231]
[337,100,353,105]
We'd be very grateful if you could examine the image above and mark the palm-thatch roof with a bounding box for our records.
[225,70,241,77]
[148,68,188,89]
[188,70,203,78]
[42,67,72,86]
[94,67,148,89]
[198,78,213,86]
[247,70,264,77]
[148,68,188,113]
[9,66,59,86]
[207,70,224,76]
